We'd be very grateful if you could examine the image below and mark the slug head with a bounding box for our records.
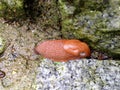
[63,40,90,58]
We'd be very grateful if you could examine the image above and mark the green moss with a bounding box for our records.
[59,0,120,59]
[74,30,99,43]
[58,1,68,19]
[84,0,109,11]
[0,0,24,20]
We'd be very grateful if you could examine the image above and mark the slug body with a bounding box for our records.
[35,40,90,62]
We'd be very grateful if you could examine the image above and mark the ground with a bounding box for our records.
[0,18,120,90]
[0,0,120,89]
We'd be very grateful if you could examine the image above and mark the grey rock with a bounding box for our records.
[36,59,120,90]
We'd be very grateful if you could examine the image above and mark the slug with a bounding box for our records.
[35,39,90,62]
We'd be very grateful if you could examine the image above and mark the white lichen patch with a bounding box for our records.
[0,37,5,53]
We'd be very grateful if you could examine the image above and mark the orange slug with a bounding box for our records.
[35,39,90,62]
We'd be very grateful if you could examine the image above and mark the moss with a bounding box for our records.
[0,0,24,20]
[83,0,109,11]
[59,0,120,59]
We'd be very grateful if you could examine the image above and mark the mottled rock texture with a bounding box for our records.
[59,0,120,59]
[37,59,120,90]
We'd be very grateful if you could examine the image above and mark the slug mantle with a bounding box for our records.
[35,39,90,62]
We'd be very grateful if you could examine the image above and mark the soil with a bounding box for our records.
[0,18,61,90]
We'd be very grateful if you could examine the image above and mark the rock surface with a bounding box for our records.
[59,0,120,58]
[37,59,120,90]
[0,19,40,90]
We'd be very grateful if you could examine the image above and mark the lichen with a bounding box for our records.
[0,37,5,53]
[59,0,120,59]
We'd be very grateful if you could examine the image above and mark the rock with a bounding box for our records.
[36,59,120,90]
[58,0,120,59]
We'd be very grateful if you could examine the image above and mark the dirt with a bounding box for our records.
[0,18,62,90]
